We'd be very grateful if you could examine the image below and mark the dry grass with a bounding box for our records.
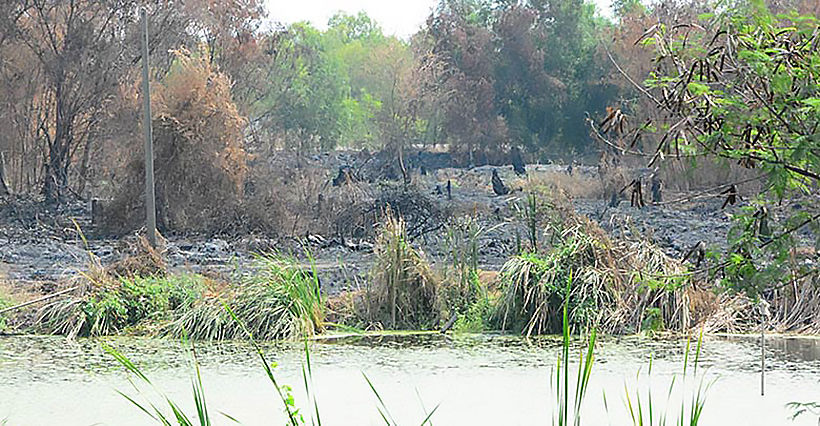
[698,271,820,334]
[363,211,441,329]
[107,234,167,278]
[165,253,324,340]
[497,206,700,335]
[515,170,603,200]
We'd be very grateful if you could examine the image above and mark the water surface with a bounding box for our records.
[1,333,818,425]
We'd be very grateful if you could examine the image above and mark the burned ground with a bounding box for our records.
[5,151,812,299]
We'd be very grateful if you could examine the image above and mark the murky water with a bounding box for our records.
[1,333,819,425]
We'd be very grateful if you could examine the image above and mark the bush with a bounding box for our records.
[497,202,695,336]
[103,49,247,234]
[33,274,206,338]
[498,228,613,336]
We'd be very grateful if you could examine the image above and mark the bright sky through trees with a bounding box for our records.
[265,0,615,37]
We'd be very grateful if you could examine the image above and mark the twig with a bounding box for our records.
[605,47,666,111]
[0,286,79,315]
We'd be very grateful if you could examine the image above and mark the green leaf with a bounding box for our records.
[771,72,792,95]
[801,97,820,111]
[687,82,710,96]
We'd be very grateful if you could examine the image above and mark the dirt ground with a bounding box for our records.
[0,155,814,297]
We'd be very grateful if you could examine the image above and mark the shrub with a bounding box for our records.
[498,226,614,336]
[103,48,247,234]
[498,202,695,336]
[33,274,206,338]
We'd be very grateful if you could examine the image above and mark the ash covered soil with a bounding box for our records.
[0,154,811,296]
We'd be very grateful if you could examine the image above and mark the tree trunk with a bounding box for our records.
[0,152,9,196]
[43,78,72,204]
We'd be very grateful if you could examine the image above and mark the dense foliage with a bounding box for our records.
[0,0,630,201]
[423,0,618,161]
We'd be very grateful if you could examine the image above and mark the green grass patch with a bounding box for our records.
[33,274,206,337]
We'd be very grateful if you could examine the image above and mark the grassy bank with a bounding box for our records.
[23,251,322,340]
[4,190,815,340]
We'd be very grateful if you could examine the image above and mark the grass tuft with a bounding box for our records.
[167,253,324,340]
[364,211,440,329]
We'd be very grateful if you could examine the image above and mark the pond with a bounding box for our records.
[1,333,819,425]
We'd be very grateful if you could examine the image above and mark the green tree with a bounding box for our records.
[422,0,619,161]
[625,0,819,295]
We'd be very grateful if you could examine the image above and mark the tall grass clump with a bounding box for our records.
[104,340,230,426]
[167,253,324,340]
[553,274,597,426]
[499,220,615,336]
[335,214,496,332]
[364,211,441,329]
[110,308,438,426]
[441,217,498,332]
[498,203,700,335]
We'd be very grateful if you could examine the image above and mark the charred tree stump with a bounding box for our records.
[608,191,620,207]
[510,146,526,176]
[492,169,509,196]
[316,193,324,219]
[447,179,452,200]
[91,198,103,228]
[721,184,738,209]
[651,174,663,203]
[630,178,645,208]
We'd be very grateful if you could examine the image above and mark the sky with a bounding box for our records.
[264,0,614,38]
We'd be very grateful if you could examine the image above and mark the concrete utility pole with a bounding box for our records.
[140,8,157,247]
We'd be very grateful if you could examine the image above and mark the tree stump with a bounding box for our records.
[651,174,663,203]
[492,169,510,196]
[510,146,526,176]
[0,152,9,196]
[630,178,645,208]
